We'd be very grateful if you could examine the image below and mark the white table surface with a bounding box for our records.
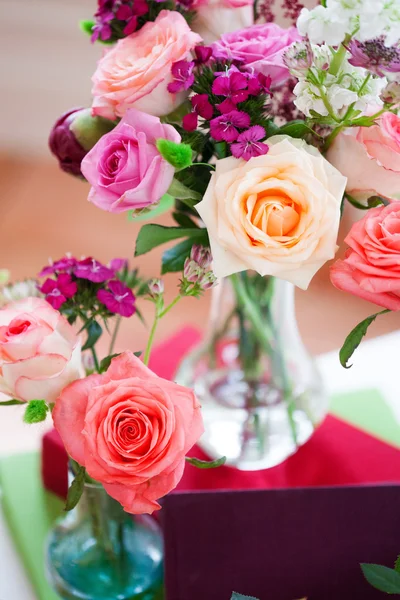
[1,331,400,599]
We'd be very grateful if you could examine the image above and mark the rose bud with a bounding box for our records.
[49,108,115,177]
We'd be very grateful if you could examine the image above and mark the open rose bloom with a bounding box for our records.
[0,298,83,402]
[53,352,204,514]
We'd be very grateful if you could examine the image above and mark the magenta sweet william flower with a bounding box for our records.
[210,110,251,142]
[231,125,269,160]
[75,258,115,283]
[213,71,249,113]
[40,274,78,310]
[109,258,128,272]
[194,45,213,65]
[81,109,180,213]
[182,112,199,132]
[40,256,78,277]
[192,94,214,120]
[97,280,136,317]
[167,60,195,94]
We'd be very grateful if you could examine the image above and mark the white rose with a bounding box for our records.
[196,136,347,290]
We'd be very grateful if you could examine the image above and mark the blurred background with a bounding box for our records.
[1,0,400,389]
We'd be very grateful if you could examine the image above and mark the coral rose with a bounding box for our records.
[81,108,180,213]
[192,0,253,45]
[330,202,400,311]
[0,297,83,402]
[212,23,301,87]
[91,10,202,119]
[327,112,400,203]
[196,136,347,289]
[53,352,204,514]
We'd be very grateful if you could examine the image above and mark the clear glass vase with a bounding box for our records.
[176,273,327,471]
[46,476,164,600]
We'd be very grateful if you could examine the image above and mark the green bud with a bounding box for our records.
[23,400,49,424]
[70,109,116,152]
[156,139,192,171]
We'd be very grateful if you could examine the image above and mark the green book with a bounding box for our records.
[0,388,399,599]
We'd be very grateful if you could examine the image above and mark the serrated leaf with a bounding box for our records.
[99,353,121,374]
[231,593,259,600]
[277,120,311,138]
[185,456,226,469]
[162,238,196,274]
[65,465,86,511]
[361,563,400,594]
[128,194,175,223]
[0,399,25,406]
[82,320,103,351]
[168,178,201,202]
[339,310,389,368]
[135,225,206,257]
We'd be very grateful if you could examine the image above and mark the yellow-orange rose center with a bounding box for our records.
[248,192,301,237]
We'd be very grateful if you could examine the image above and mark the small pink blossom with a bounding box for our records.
[40,274,78,310]
[231,125,269,160]
[192,94,214,120]
[210,110,250,142]
[167,60,195,94]
[97,280,136,317]
[75,258,115,283]
[183,112,199,132]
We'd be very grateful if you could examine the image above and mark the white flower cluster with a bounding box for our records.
[0,279,41,307]
[292,45,387,119]
[298,0,400,47]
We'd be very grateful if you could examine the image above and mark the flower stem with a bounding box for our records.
[109,316,121,356]
[143,295,182,366]
[323,124,345,152]
[329,35,351,77]
[159,295,181,318]
[91,347,100,373]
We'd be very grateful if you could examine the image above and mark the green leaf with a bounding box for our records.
[340,310,390,368]
[99,353,121,374]
[134,350,142,358]
[0,399,25,406]
[128,194,175,223]
[394,555,400,574]
[185,456,227,469]
[368,195,390,208]
[231,593,259,600]
[162,238,196,274]
[135,224,206,257]
[156,139,192,171]
[361,564,400,594]
[79,19,95,36]
[172,211,198,228]
[277,120,311,139]
[65,465,86,512]
[82,320,103,351]
[23,400,49,424]
[167,178,201,203]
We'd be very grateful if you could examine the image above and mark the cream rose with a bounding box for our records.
[196,136,347,289]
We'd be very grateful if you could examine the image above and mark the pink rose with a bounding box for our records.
[327,112,400,203]
[81,109,180,213]
[192,0,254,45]
[91,10,202,119]
[330,203,400,311]
[212,23,301,87]
[0,298,83,402]
[53,352,204,514]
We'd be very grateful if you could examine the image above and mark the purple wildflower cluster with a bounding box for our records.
[348,38,400,77]
[91,0,149,43]
[182,245,217,294]
[179,56,271,160]
[39,255,136,318]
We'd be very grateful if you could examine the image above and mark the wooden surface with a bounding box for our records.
[1,153,400,358]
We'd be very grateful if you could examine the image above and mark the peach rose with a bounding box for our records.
[330,202,400,311]
[327,112,400,203]
[196,136,347,289]
[53,352,204,514]
[192,0,253,45]
[0,297,83,402]
[91,11,202,120]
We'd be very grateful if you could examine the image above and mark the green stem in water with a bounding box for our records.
[109,316,121,356]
